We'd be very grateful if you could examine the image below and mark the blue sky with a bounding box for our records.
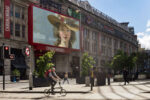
[87,0,150,50]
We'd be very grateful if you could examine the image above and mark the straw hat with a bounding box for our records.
[47,15,79,32]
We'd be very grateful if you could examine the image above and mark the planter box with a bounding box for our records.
[33,77,50,87]
[146,73,150,79]
[138,74,146,80]
[85,76,90,86]
[114,75,123,82]
[10,76,20,82]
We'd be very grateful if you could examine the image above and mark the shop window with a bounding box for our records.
[15,24,20,37]
[15,6,20,18]
[22,25,25,38]
[10,22,13,35]
[0,20,1,34]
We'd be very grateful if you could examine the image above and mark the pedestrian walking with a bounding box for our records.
[123,68,129,85]
[63,72,69,84]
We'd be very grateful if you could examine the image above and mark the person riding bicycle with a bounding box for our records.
[48,67,61,95]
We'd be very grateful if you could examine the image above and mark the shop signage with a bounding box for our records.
[4,0,10,38]
[46,46,65,53]
[25,47,30,56]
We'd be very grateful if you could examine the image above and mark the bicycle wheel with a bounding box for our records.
[60,89,67,96]
[44,89,51,96]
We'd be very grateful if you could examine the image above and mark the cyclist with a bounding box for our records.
[48,67,61,95]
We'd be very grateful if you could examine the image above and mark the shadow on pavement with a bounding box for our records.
[0,90,90,94]
[121,85,149,99]
[97,81,150,100]
[110,86,130,99]
[97,87,107,99]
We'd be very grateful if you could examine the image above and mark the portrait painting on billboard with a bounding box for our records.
[33,6,80,49]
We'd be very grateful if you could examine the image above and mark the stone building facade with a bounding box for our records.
[0,0,35,80]
[0,0,138,80]
[36,0,138,76]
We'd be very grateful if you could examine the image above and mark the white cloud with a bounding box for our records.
[136,32,150,50]
[136,19,150,50]
[147,20,150,27]
[146,28,150,32]
[136,32,145,37]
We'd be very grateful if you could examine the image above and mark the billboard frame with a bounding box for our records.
[28,4,81,53]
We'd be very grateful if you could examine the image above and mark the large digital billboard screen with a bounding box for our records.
[32,6,80,49]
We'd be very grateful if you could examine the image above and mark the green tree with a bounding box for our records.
[111,50,127,71]
[81,52,95,77]
[110,50,137,73]
[127,53,137,72]
[36,51,55,77]
[136,51,147,71]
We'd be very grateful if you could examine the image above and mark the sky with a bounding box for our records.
[87,0,150,50]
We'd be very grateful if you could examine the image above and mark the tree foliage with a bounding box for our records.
[81,52,95,77]
[136,51,148,70]
[36,51,55,77]
[110,50,137,72]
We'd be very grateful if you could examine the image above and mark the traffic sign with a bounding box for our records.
[9,54,15,60]
[25,47,30,56]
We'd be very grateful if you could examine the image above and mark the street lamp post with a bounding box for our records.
[91,68,94,91]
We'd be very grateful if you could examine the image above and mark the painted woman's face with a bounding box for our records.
[59,25,71,42]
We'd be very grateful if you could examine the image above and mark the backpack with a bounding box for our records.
[45,69,51,77]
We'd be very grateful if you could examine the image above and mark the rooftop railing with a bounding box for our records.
[68,0,130,32]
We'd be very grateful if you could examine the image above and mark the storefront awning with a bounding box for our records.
[12,64,29,69]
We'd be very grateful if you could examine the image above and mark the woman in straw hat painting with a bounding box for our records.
[47,14,79,48]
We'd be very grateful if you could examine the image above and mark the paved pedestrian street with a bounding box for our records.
[0,79,150,100]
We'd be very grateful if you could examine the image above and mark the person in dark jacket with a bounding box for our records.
[123,68,129,85]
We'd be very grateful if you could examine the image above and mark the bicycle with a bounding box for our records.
[44,81,67,96]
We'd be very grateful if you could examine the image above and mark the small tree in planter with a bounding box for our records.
[33,51,55,87]
[12,69,20,82]
[36,51,55,77]
[81,52,95,86]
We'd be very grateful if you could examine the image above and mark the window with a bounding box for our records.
[101,60,105,66]
[114,39,118,49]
[15,6,20,18]
[22,25,25,38]
[0,20,1,34]
[22,8,25,19]
[15,24,20,37]
[0,0,2,14]
[94,57,98,67]
[10,4,13,16]
[101,35,105,44]
[83,28,89,39]
[92,32,96,40]
[101,46,105,55]
[10,22,13,35]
